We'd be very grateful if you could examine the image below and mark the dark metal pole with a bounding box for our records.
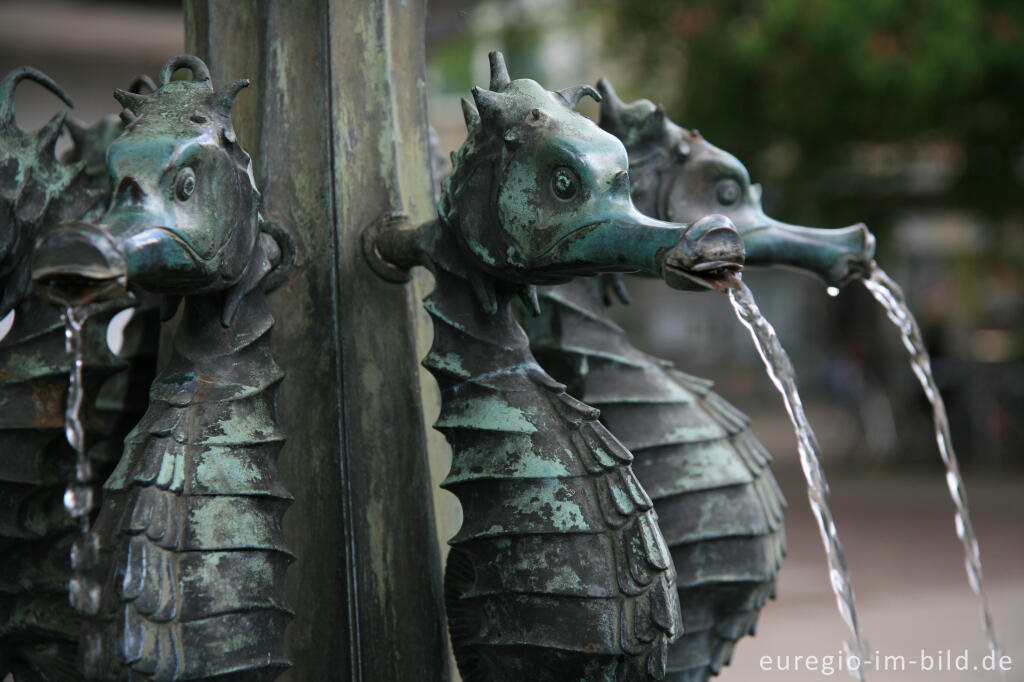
[184,2,448,680]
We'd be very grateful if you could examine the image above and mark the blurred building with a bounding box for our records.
[0,1,182,143]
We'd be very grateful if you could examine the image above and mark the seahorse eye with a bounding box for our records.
[716,178,741,206]
[175,167,197,201]
[551,166,579,201]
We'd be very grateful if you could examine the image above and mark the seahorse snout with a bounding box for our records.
[662,214,744,291]
[31,222,128,306]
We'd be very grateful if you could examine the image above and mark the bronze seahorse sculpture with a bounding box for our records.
[521,79,875,681]
[369,51,748,681]
[53,74,163,489]
[32,55,297,681]
[0,67,159,682]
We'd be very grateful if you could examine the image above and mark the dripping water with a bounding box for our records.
[725,274,867,680]
[62,305,91,522]
[862,263,1003,668]
[61,305,101,617]
[0,307,14,342]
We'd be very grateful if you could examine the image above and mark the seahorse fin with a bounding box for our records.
[517,284,541,316]
[160,295,182,321]
[467,269,497,315]
[222,232,275,327]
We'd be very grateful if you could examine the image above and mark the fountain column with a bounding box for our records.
[184,2,448,680]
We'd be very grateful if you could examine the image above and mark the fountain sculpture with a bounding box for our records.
[521,79,875,681]
[0,38,1003,682]
[368,52,749,680]
[0,67,161,681]
[31,56,297,680]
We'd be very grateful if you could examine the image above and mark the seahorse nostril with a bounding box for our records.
[117,176,145,204]
[612,170,630,192]
[697,226,745,264]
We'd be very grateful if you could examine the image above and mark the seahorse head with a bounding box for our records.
[0,68,98,315]
[597,78,874,286]
[32,55,294,325]
[440,52,744,289]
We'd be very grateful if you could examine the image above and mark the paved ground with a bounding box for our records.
[724,457,1024,681]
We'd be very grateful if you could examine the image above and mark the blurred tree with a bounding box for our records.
[589,0,1024,466]
[597,0,1024,224]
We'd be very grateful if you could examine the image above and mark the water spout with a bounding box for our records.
[725,273,867,680]
[862,263,1004,669]
[60,304,104,617]
[61,305,90,523]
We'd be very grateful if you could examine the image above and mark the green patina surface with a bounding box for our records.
[597,77,876,287]
[437,69,744,291]
[0,65,163,679]
[508,79,878,680]
[374,52,768,680]
[24,56,299,680]
[436,394,538,433]
[185,2,451,680]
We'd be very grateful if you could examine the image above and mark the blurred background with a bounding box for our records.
[424,6,1024,676]
[426,0,1024,470]
[2,0,1021,679]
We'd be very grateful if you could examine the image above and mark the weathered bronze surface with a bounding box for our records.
[0,10,896,682]
[522,81,876,681]
[32,56,297,680]
[525,282,785,682]
[596,78,874,286]
[372,52,751,681]
[0,68,160,681]
[1,69,100,314]
[184,2,452,679]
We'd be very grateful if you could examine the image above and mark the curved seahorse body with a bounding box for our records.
[519,80,874,681]
[0,67,157,681]
[525,280,785,681]
[0,299,108,682]
[374,51,750,680]
[88,293,292,681]
[31,56,296,680]
[428,254,679,681]
[0,298,155,681]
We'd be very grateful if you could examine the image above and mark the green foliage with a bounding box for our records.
[598,0,1024,214]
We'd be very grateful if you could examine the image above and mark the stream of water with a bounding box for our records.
[862,263,1004,666]
[61,305,101,616]
[725,274,867,680]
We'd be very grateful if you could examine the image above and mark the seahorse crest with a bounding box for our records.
[0,67,96,314]
[110,55,252,189]
[441,52,637,283]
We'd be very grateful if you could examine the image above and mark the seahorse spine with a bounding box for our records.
[426,241,680,682]
[86,289,293,681]
[525,279,786,682]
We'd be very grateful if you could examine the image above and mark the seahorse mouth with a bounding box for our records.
[662,258,743,291]
[31,223,129,307]
[661,216,745,291]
